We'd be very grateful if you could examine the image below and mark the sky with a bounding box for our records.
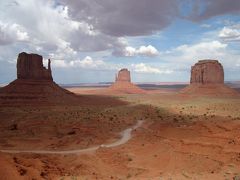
[0,0,240,84]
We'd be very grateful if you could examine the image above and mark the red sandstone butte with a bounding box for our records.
[181,60,238,96]
[109,69,145,94]
[17,52,53,80]
[115,68,131,82]
[0,52,76,105]
[190,60,224,84]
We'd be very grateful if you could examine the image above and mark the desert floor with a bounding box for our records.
[0,88,240,180]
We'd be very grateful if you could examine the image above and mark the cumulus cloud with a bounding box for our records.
[51,56,119,70]
[0,21,29,45]
[0,0,127,58]
[0,0,163,60]
[52,55,172,75]
[114,45,159,57]
[169,41,227,62]
[159,40,240,72]
[60,0,240,37]
[219,26,240,41]
[132,63,172,74]
[69,56,105,69]
[60,0,179,37]
[137,45,159,56]
[0,0,239,59]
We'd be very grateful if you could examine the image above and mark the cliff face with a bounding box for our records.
[190,60,224,84]
[17,52,53,81]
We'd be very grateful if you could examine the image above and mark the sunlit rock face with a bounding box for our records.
[17,52,53,81]
[190,60,224,84]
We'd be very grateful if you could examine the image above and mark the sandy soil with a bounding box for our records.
[0,88,240,179]
[67,87,180,95]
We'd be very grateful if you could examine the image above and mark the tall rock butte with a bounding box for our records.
[115,68,131,82]
[0,52,76,105]
[17,52,53,80]
[109,68,145,94]
[181,60,238,96]
[190,60,224,84]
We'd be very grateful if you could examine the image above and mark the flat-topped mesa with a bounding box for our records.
[17,52,53,81]
[115,68,131,82]
[190,60,224,84]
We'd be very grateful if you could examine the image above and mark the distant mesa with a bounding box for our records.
[108,68,145,94]
[0,52,76,105]
[181,60,238,96]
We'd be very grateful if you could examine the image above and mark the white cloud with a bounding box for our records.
[49,39,77,60]
[137,45,159,56]
[170,41,227,62]
[0,0,123,59]
[0,21,29,45]
[219,26,240,41]
[124,46,136,57]
[51,55,173,75]
[51,56,119,70]
[51,59,68,68]
[60,0,179,37]
[131,63,172,74]
[69,56,104,68]
[158,40,240,72]
[121,45,159,57]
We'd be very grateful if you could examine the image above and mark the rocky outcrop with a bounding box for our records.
[0,52,76,105]
[181,60,238,96]
[17,52,52,80]
[190,60,224,84]
[109,69,145,94]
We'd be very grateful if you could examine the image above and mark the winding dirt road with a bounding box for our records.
[0,120,144,155]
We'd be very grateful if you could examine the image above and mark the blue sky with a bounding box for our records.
[0,0,240,84]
